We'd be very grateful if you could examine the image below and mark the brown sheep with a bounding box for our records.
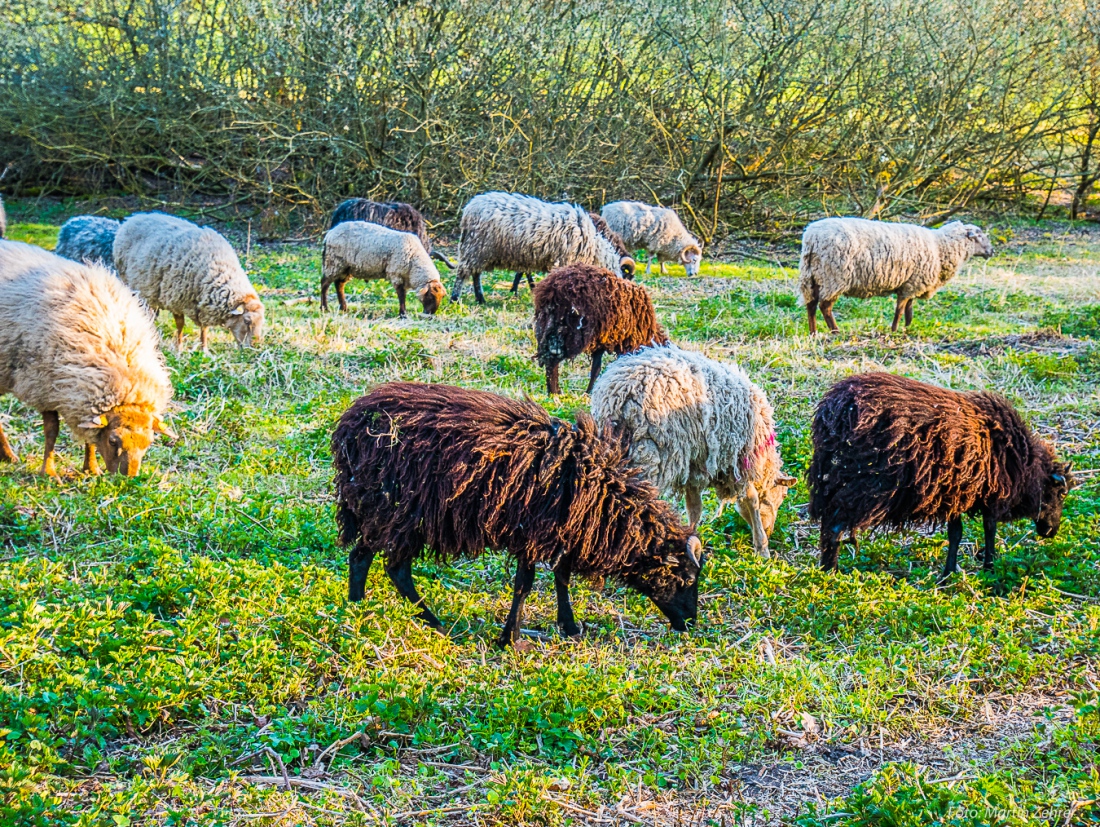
[808,372,1075,579]
[332,382,704,647]
[533,264,670,395]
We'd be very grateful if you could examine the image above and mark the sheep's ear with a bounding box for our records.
[79,414,109,430]
[777,474,798,487]
[152,416,178,441]
[230,303,245,316]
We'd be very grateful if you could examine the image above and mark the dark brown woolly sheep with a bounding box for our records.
[332,382,704,647]
[533,264,669,395]
[510,212,634,293]
[808,372,1075,579]
[329,199,454,269]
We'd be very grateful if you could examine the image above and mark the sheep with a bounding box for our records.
[0,195,6,238]
[510,212,631,293]
[600,201,703,276]
[797,217,994,334]
[808,372,1075,580]
[113,212,264,351]
[332,381,705,647]
[0,240,175,476]
[54,215,121,267]
[532,264,670,395]
[329,198,454,269]
[450,192,636,304]
[320,221,447,316]
[591,346,796,557]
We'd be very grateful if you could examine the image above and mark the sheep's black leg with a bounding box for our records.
[546,362,561,395]
[891,297,905,333]
[385,555,442,629]
[585,350,604,394]
[981,510,997,572]
[820,522,842,571]
[904,298,915,328]
[336,280,349,313]
[320,278,331,311]
[498,558,537,648]
[554,565,581,638]
[820,300,839,332]
[806,300,819,334]
[396,284,407,317]
[510,272,524,294]
[941,516,963,580]
[472,272,486,305]
[348,542,377,602]
[526,273,535,289]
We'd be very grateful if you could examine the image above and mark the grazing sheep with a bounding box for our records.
[320,221,447,316]
[798,217,994,334]
[808,372,1075,579]
[591,346,796,556]
[55,216,121,267]
[329,198,454,269]
[332,382,704,647]
[533,264,669,395]
[601,201,703,276]
[114,212,264,351]
[451,192,636,304]
[510,212,632,293]
[0,241,175,476]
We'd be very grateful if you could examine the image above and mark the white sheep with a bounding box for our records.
[55,215,121,267]
[320,220,447,316]
[600,201,703,276]
[451,192,635,304]
[798,217,994,334]
[590,346,796,557]
[0,240,175,476]
[114,212,264,351]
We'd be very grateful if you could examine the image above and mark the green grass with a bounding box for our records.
[2,210,1099,826]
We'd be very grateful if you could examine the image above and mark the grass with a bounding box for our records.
[1,206,1099,826]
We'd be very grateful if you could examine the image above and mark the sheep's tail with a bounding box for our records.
[431,250,455,270]
[797,247,817,305]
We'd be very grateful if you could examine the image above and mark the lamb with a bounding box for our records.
[320,221,447,316]
[332,382,705,647]
[808,372,1075,579]
[113,212,264,351]
[591,346,796,557]
[600,201,703,276]
[797,217,994,334]
[0,241,175,476]
[329,198,454,269]
[510,212,631,293]
[54,216,121,267]
[532,264,670,395]
[450,192,636,304]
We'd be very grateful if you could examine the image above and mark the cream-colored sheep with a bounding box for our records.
[114,212,264,351]
[0,240,175,477]
[798,217,994,333]
[590,346,795,557]
[320,220,447,316]
[600,201,703,276]
[451,192,635,304]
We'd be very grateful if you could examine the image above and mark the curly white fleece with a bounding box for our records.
[0,240,172,441]
[323,220,443,295]
[601,201,702,269]
[797,217,993,304]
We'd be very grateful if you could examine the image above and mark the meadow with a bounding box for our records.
[1,202,1099,826]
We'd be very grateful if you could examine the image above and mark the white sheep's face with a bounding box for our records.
[79,408,176,476]
[736,473,797,536]
[226,296,265,347]
[680,245,703,276]
[963,225,994,258]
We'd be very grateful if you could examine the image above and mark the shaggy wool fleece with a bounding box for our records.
[600,201,702,274]
[55,215,121,267]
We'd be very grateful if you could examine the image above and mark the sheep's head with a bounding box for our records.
[680,244,703,276]
[619,256,636,280]
[226,295,265,347]
[626,535,705,631]
[962,225,994,259]
[735,473,798,536]
[77,407,176,476]
[418,281,446,314]
[1035,462,1076,538]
